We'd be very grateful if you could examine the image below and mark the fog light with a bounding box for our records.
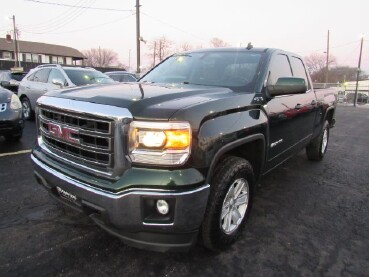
[156,200,169,215]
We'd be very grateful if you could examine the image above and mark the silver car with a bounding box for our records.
[105,71,138,82]
[18,64,114,120]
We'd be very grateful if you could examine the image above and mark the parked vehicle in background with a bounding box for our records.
[105,71,137,82]
[31,48,337,252]
[18,64,114,120]
[0,70,28,93]
[0,87,23,142]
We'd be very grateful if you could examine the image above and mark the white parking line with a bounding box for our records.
[0,149,32,157]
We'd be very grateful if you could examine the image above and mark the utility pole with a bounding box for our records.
[325,30,330,84]
[12,15,20,68]
[353,36,364,107]
[135,0,141,74]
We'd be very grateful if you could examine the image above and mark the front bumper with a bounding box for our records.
[31,154,210,252]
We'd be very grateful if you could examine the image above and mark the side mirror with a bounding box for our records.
[52,79,64,88]
[267,77,307,97]
[1,81,11,88]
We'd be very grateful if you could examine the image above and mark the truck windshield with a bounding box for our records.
[141,51,263,91]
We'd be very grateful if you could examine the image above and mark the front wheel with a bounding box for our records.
[306,120,330,161]
[201,156,254,251]
[21,97,34,121]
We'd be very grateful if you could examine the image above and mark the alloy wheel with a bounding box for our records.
[220,178,249,234]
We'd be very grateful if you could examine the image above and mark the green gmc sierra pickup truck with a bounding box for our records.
[31,47,337,252]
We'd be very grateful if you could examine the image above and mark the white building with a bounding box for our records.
[0,38,85,67]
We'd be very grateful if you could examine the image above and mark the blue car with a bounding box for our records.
[0,87,23,142]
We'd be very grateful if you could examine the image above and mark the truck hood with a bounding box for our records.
[45,82,238,120]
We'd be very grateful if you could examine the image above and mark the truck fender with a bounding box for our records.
[205,134,266,184]
[323,106,336,127]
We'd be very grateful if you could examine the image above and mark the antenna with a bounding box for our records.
[246,42,253,50]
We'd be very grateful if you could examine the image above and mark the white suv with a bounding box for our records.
[18,64,114,120]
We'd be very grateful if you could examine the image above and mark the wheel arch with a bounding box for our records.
[205,134,266,184]
[324,107,336,127]
[18,93,28,101]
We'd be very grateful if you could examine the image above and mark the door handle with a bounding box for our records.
[295,104,302,110]
[311,100,317,105]
[25,86,30,89]
[43,89,48,92]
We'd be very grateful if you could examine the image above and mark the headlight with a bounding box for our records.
[129,121,191,166]
[10,94,22,110]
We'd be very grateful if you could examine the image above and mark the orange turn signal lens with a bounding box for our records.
[164,130,191,149]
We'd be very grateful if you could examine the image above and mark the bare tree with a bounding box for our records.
[178,42,193,52]
[304,53,336,82]
[327,66,363,83]
[82,47,120,67]
[147,36,174,67]
[210,37,229,48]
[195,44,204,50]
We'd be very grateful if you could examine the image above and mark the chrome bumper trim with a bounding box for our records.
[31,154,210,199]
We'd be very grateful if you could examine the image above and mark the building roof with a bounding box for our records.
[0,38,85,59]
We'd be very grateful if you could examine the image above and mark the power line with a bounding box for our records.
[21,0,88,29]
[45,13,135,35]
[339,43,361,65]
[140,11,207,42]
[297,40,359,55]
[24,0,133,12]
[22,0,98,33]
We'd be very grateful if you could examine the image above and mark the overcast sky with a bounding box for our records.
[1,0,369,72]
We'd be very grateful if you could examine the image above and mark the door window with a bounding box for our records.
[48,69,67,86]
[290,57,310,90]
[268,54,292,85]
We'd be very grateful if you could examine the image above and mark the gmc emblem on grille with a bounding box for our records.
[47,122,80,144]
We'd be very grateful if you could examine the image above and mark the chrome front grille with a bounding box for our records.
[39,108,114,169]
[36,97,133,179]
[40,109,111,134]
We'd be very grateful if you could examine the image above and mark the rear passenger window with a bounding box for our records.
[268,54,292,85]
[290,57,310,90]
[33,69,51,83]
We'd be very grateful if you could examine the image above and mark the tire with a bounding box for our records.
[306,120,329,161]
[21,97,34,121]
[201,156,254,251]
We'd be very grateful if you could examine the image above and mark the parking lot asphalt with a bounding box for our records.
[0,105,368,276]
